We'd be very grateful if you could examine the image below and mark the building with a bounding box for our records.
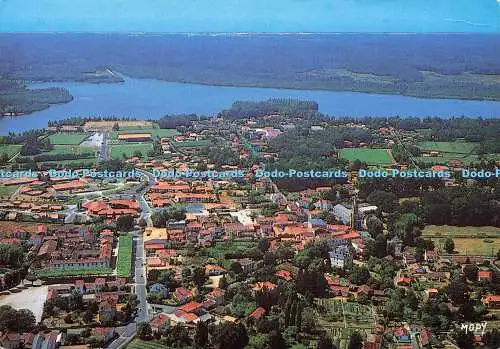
[329,245,353,269]
[117,133,152,142]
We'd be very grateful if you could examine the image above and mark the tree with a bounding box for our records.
[194,321,209,348]
[214,322,249,349]
[192,266,208,290]
[0,306,17,331]
[83,310,93,323]
[366,190,398,213]
[316,335,338,349]
[463,264,479,282]
[137,322,152,340]
[447,280,468,305]
[349,265,371,285]
[138,217,147,227]
[16,309,36,332]
[444,238,455,254]
[268,329,287,349]
[43,300,55,318]
[112,122,119,131]
[301,307,317,334]
[116,214,134,231]
[230,261,243,274]
[348,331,363,349]
[455,330,474,349]
[258,238,270,253]
[483,329,500,349]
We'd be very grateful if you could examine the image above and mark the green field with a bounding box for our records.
[422,225,500,238]
[110,144,153,159]
[339,148,394,165]
[117,235,133,277]
[172,140,212,148]
[39,158,96,167]
[47,132,88,145]
[416,141,477,154]
[110,127,179,140]
[42,145,95,156]
[126,339,168,349]
[0,185,19,197]
[415,154,480,166]
[0,144,22,158]
[35,267,113,277]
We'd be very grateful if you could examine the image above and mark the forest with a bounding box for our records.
[0,79,72,114]
[1,33,500,100]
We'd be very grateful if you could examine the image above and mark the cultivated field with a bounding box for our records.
[47,132,88,145]
[0,144,22,158]
[117,235,133,277]
[110,143,152,159]
[433,237,499,256]
[422,225,500,238]
[43,145,95,155]
[416,141,478,154]
[339,148,394,165]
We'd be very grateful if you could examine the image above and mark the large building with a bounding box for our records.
[329,245,353,269]
[117,133,152,142]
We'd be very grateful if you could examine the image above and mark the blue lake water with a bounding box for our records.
[2,76,500,134]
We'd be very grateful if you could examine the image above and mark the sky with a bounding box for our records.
[0,0,499,33]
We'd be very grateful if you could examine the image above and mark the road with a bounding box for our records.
[107,171,155,348]
[99,132,108,161]
[107,231,147,349]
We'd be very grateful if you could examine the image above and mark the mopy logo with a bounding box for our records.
[460,322,487,335]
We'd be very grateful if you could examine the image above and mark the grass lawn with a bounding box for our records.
[110,143,153,159]
[339,148,394,165]
[433,237,499,257]
[422,225,500,238]
[35,267,113,277]
[42,145,95,156]
[47,132,88,145]
[0,185,19,197]
[39,158,96,167]
[127,339,168,349]
[416,141,478,154]
[0,144,22,158]
[172,140,212,148]
[117,235,133,277]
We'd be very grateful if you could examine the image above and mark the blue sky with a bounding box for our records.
[0,0,499,33]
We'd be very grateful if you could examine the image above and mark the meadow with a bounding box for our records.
[117,235,133,278]
[416,141,477,154]
[47,132,88,145]
[110,143,152,159]
[339,148,394,165]
[0,144,22,158]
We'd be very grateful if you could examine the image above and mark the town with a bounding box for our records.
[0,99,499,349]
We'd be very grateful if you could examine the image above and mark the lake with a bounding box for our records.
[1,76,500,134]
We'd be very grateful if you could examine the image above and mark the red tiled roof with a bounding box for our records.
[248,306,266,319]
[177,301,201,313]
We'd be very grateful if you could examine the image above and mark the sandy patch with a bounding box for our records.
[0,285,48,322]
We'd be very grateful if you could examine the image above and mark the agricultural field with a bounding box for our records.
[117,235,133,277]
[127,339,168,349]
[0,144,22,158]
[47,132,88,145]
[415,154,481,166]
[0,185,19,198]
[42,145,95,156]
[172,140,212,148]
[34,267,113,277]
[110,143,152,159]
[339,148,394,165]
[416,141,478,154]
[315,298,376,330]
[422,225,500,238]
[433,237,499,257]
[109,127,178,140]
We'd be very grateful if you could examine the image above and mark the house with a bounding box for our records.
[206,288,225,305]
[425,288,439,298]
[0,332,20,349]
[150,283,169,297]
[117,133,152,142]
[91,327,115,345]
[205,264,226,276]
[168,309,199,324]
[478,270,493,282]
[178,301,202,314]
[482,294,500,308]
[387,236,403,257]
[150,313,170,333]
[275,270,293,281]
[395,276,412,287]
[173,287,194,304]
[248,307,266,320]
[252,281,277,293]
[329,245,353,269]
